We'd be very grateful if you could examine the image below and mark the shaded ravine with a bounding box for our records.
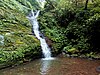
[0,57,100,75]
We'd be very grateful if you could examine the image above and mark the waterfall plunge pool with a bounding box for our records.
[0,57,100,75]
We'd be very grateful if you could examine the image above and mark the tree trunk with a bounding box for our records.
[84,0,89,10]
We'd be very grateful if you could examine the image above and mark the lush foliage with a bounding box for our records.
[0,0,42,68]
[39,0,100,58]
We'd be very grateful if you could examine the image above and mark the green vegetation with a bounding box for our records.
[0,0,100,69]
[39,0,100,58]
[0,0,41,68]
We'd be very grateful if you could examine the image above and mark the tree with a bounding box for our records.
[84,0,89,10]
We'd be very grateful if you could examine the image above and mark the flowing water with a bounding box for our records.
[26,0,53,59]
[0,57,100,75]
[27,10,53,59]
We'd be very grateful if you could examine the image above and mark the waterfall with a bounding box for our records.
[27,10,53,59]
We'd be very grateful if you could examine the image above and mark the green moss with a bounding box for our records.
[0,0,42,68]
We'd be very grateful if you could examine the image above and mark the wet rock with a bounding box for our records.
[45,37,53,48]
[0,35,4,46]
[96,66,100,72]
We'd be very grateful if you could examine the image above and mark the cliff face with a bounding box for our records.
[0,0,42,68]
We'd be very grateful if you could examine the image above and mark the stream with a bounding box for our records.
[0,57,100,75]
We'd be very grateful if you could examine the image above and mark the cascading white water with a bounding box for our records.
[27,10,52,59]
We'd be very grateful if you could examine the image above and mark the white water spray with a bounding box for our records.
[27,10,53,59]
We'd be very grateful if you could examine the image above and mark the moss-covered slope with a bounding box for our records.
[0,0,41,68]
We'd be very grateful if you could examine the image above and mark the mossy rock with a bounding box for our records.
[63,46,79,54]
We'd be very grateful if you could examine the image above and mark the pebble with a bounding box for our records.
[96,66,100,72]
